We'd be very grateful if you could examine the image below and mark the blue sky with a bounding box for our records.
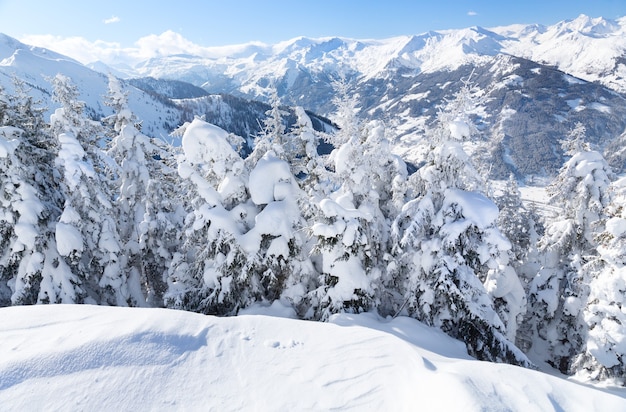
[0,0,625,63]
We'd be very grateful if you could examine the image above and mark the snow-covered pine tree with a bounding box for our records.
[307,80,407,320]
[7,76,49,142]
[571,176,626,383]
[105,75,182,306]
[390,81,529,366]
[0,86,8,125]
[287,107,328,188]
[527,123,612,374]
[243,150,314,314]
[49,74,127,305]
[0,81,75,305]
[496,174,542,279]
[166,118,254,315]
[248,86,288,163]
[0,125,48,305]
[495,175,544,353]
[236,93,317,315]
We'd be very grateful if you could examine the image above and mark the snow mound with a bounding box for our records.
[1,305,624,411]
[181,118,236,166]
[444,188,499,228]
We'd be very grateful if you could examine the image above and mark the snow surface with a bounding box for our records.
[181,118,235,166]
[1,305,624,411]
[444,188,499,229]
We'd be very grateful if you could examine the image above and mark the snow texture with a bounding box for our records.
[0,305,624,411]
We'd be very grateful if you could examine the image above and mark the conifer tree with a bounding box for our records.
[390,81,529,366]
[496,174,542,279]
[307,80,407,319]
[573,176,626,383]
[0,82,68,305]
[49,74,127,305]
[166,118,254,314]
[105,75,181,306]
[248,86,288,162]
[0,125,46,304]
[527,123,612,373]
[245,150,313,312]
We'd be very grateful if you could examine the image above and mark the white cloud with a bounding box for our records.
[467,11,478,16]
[20,34,125,65]
[104,15,120,24]
[19,31,269,66]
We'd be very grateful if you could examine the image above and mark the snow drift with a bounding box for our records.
[0,305,624,411]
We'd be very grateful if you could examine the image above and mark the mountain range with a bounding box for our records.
[2,14,626,179]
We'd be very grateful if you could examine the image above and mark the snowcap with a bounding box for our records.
[181,118,238,166]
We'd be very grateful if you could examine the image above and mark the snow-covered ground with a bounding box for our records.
[519,183,561,218]
[1,304,624,411]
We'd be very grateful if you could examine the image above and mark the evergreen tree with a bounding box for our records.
[286,107,328,187]
[245,150,313,313]
[496,174,543,280]
[0,81,69,305]
[248,86,288,162]
[105,75,181,306]
[7,76,49,141]
[527,123,612,373]
[166,118,254,314]
[570,176,626,383]
[0,125,46,304]
[390,81,529,366]
[307,81,407,320]
[49,74,127,305]
[495,176,544,353]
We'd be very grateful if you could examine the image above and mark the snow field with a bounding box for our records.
[1,305,625,411]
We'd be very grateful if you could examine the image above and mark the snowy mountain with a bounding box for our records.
[80,14,626,179]
[0,34,331,147]
[0,34,180,140]
[116,15,626,97]
[492,15,626,94]
[2,304,624,411]
[3,15,626,178]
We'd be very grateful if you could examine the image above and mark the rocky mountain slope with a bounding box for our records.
[89,14,626,179]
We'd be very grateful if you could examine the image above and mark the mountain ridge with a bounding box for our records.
[2,13,626,180]
[89,14,626,95]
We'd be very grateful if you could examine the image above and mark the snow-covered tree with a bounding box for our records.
[527,123,612,373]
[305,80,408,320]
[244,151,314,313]
[166,119,255,314]
[6,76,49,142]
[248,86,288,162]
[287,107,328,186]
[0,82,72,305]
[49,74,127,305]
[570,176,626,383]
[0,126,45,304]
[390,82,529,366]
[496,175,542,277]
[105,75,183,306]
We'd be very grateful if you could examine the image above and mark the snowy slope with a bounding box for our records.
[0,34,180,140]
[493,15,626,94]
[1,305,625,411]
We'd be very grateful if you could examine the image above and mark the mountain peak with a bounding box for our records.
[0,33,27,60]
[563,14,620,36]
